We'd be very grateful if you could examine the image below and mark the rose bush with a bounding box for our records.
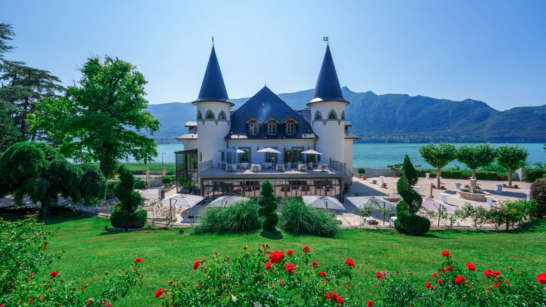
[0,218,144,306]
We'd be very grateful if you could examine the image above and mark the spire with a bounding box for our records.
[195,45,229,103]
[310,44,348,104]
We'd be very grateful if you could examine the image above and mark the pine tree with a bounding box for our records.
[258,180,278,232]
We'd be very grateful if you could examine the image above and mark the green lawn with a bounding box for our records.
[45,216,546,306]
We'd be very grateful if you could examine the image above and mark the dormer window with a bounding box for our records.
[247,119,258,136]
[205,110,215,120]
[328,110,337,120]
[314,111,322,120]
[197,110,203,120]
[218,110,226,120]
[265,119,279,136]
[284,119,297,136]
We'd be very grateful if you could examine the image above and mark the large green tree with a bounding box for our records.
[29,56,159,178]
[0,23,14,60]
[419,143,457,188]
[496,145,528,187]
[0,142,106,218]
[456,144,496,192]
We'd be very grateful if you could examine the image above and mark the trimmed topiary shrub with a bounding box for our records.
[395,155,430,235]
[134,179,146,189]
[110,165,147,229]
[280,198,338,237]
[195,200,261,234]
[258,180,279,232]
[161,175,172,186]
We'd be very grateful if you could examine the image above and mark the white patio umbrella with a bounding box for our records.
[207,196,250,208]
[219,147,245,163]
[302,196,345,211]
[301,149,322,155]
[257,147,280,154]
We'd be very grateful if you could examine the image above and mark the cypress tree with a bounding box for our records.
[258,180,278,232]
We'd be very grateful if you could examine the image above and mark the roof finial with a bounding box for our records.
[323,36,329,45]
[211,36,214,46]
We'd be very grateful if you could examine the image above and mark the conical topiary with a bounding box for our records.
[258,180,278,232]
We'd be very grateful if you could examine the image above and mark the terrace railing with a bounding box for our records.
[329,159,353,181]
[198,160,213,172]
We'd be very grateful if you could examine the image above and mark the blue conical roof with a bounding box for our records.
[195,46,230,103]
[310,45,348,104]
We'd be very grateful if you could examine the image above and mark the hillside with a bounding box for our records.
[146,87,546,143]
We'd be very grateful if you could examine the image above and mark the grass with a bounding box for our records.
[44,215,546,306]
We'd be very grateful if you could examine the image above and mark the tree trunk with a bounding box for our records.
[508,168,513,187]
[470,169,477,193]
[437,167,441,189]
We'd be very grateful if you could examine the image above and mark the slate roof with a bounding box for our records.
[227,86,316,139]
[194,46,230,103]
[310,45,348,104]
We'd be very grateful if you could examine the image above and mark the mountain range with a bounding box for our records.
[146,87,546,143]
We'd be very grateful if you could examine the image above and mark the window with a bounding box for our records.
[197,111,203,120]
[292,147,304,163]
[239,147,250,162]
[266,148,278,163]
[205,110,215,120]
[328,110,337,120]
[247,120,258,136]
[341,111,345,120]
[285,120,296,136]
[267,121,278,136]
[314,111,322,120]
[218,110,226,120]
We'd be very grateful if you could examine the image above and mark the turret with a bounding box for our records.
[308,44,348,165]
[193,45,232,166]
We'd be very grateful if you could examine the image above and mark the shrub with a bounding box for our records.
[179,177,194,190]
[161,175,172,185]
[280,198,339,237]
[524,168,546,182]
[357,168,366,175]
[134,178,146,189]
[110,165,147,229]
[475,171,499,180]
[195,200,261,234]
[0,219,143,306]
[154,244,356,306]
[394,208,431,235]
[530,178,546,218]
[258,180,278,232]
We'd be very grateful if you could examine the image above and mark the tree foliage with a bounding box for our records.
[258,180,278,232]
[419,143,457,188]
[110,165,147,229]
[402,154,418,186]
[0,23,14,59]
[496,144,528,187]
[456,144,497,173]
[29,56,159,178]
[0,142,106,218]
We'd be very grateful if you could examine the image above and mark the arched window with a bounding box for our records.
[341,111,345,120]
[205,110,215,120]
[197,110,203,120]
[328,110,337,120]
[266,121,278,136]
[218,110,226,120]
[285,120,296,136]
[314,111,322,120]
[247,119,258,136]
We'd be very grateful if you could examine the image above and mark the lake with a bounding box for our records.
[128,143,545,169]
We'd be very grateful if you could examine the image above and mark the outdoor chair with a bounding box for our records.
[276,163,285,172]
[298,163,307,171]
[251,164,261,172]
[319,163,328,171]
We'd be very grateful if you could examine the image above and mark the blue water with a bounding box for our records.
[130,143,545,169]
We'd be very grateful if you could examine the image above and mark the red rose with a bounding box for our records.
[492,270,501,277]
[285,262,296,273]
[49,270,59,278]
[425,281,431,288]
[437,279,443,285]
[484,269,493,277]
[193,261,200,270]
[345,258,355,267]
[269,251,285,263]
[446,265,453,272]
[367,300,374,307]
[265,262,272,270]
[103,300,111,307]
[494,281,500,288]
[303,246,310,253]
[154,288,166,298]
[29,298,34,303]
[287,249,293,256]
[441,250,450,257]
[505,279,510,284]
[43,244,47,248]
[376,272,383,279]
[465,262,476,271]
[454,275,465,284]
[336,295,344,303]
[325,292,331,299]
[319,270,326,277]
[312,260,319,267]
[86,298,95,303]
[135,258,143,263]
[537,272,546,284]
[432,272,437,278]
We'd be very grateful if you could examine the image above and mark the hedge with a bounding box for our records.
[523,168,546,182]
[416,169,501,180]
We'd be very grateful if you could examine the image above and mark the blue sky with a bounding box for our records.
[2,0,545,110]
